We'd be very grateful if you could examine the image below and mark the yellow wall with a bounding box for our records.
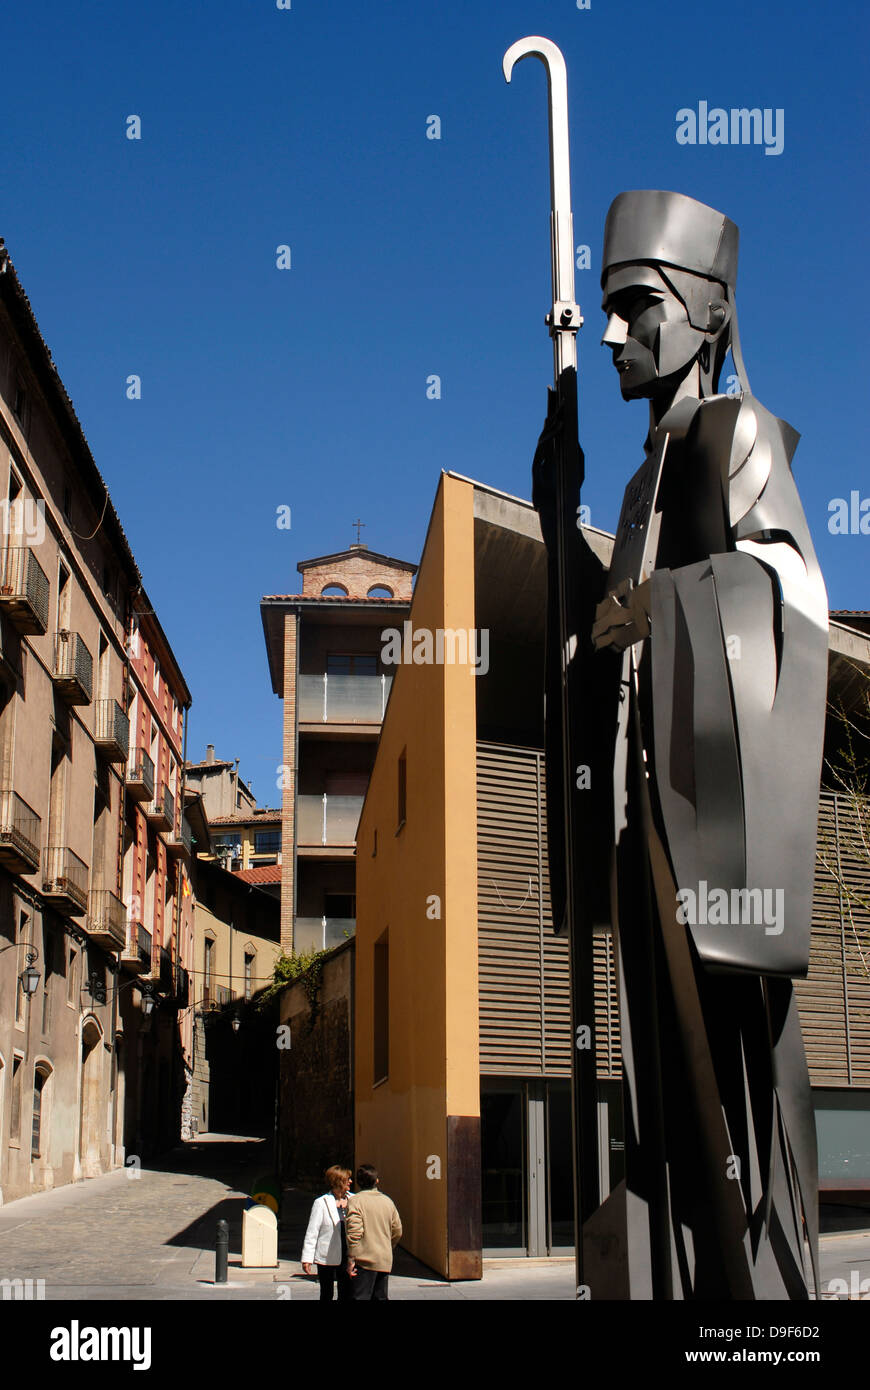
[355,473,480,1278]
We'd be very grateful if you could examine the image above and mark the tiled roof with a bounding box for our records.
[209,809,281,825]
[232,865,282,885]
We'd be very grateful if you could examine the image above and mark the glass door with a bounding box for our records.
[480,1084,526,1254]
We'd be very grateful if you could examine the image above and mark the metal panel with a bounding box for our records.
[477,740,621,1079]
[798,791,870,1086]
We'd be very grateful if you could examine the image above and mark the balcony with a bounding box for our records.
[145,782,174,832]
[41,846,88,916]
[298,673,392,725]
[165,814,193,859]
[52,630,93,705]
[297,794,364,848]
[158,946,173,993]
[294,917,356,952]
[121,920,152,975]
[0,547,50,635]
[85,887,127,951]
[95,699,130,762]
[174,964,189,1008]
[126,748,155,803]
[0,789,41,874]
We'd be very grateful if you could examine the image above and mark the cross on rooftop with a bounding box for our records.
[352,518,366,544]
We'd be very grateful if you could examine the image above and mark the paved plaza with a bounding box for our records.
[0,1135,866,1301]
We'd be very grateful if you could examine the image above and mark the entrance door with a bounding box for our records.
[481,1079,576,1257]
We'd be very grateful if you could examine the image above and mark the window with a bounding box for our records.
[203,937,213,1007]
[152,658,160,696]
[397,751,407,830]
[10,1055,23,1143]
[66,945,78,1005]
[244,952,254,1002]
[325,893,355,920]
[14,910,29,1027]
[327,652,378,676]
[367,584,394,598]
[41,929,53,1035]
[373,932,389,1084]
[57,561,71,631]
[320,584,348,597]
[12,380,26,423]
[98,633,109,700]
[254,830,281,855]
[32,1066,50,1159]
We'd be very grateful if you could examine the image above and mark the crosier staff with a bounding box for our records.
[504,36,609,1293]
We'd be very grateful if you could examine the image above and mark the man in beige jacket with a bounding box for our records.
[345,1164,402,1300]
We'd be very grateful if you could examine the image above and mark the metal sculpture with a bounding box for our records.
[505,37,828,1299]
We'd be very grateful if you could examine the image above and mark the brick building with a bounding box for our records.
[260,543,416,952]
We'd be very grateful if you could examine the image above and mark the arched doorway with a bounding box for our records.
[79,1018,104,1177]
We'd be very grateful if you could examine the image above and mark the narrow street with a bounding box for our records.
[0,1135,867,1300]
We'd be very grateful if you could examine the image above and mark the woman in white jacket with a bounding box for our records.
[301,1166,353,1301]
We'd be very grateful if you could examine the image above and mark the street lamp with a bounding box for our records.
[231,1013,241,1034]
[0,942,41,996]
[20,950,41,996]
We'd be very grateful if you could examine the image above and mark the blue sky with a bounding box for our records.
[2,0,867,803]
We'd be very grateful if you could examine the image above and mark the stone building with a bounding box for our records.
[184,745,256,823]
[0,238,193,1202]
[190,856,281,1136]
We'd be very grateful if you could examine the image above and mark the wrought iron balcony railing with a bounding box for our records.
[0,547,50,635]
[145,782,174,832]
[53,630,93,705]
[0,789,41,874]
[126,747,155,802]
[95,699,130,762]
[41,845,89,916]
[166,814,193,858]
[121,919,152,975]
[86,887,127,951]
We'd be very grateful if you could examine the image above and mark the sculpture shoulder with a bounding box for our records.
[688,393,800,529]
[689,392,798,463]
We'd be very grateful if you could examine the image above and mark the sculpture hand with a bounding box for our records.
[592,578,651,651]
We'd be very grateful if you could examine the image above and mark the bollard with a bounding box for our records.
[215,1218,229,1284]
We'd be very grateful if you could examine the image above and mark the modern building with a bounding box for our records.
[353,470,870,1279]
[190,855,281,1136]
[0,239,195,1201]
[260,543,416,953]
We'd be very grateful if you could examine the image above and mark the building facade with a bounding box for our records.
[0,240,193,1202]
[354,471,870,1279]
[184,746,256,823]
[260,543,416,953]
[190,856,281,1137]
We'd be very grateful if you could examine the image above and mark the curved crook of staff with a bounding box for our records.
[503,36,581,379]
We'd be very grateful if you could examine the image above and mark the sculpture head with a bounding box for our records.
[600,191,742,402]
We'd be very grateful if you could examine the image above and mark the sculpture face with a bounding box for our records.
[601,263,711,401]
